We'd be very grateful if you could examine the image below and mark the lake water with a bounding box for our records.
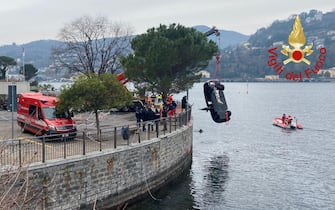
[128,82,335,210]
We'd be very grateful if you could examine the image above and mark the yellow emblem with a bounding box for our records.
[281,15,313,65]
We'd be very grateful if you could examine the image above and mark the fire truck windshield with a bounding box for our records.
[43,107,70,119]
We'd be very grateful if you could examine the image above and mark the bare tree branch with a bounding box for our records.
[0,141,55,209]
[52,15,134,75]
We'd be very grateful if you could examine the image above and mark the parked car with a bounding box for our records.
[119,99,144,112]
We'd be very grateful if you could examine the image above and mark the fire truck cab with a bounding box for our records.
[17,92,76,138]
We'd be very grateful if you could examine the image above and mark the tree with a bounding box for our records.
[121,24,218,100]
[57,73,133,139]
[0,56,17,80]
[38,84,54,92]
[20,64,38,81]
[52,15,133,75]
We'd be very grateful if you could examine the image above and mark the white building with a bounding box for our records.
[318,68,335,78]
[264,75,279,80]
[196,70,211,79]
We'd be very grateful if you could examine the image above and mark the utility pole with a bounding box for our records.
[22,47,25,81]
[9,84,16,139]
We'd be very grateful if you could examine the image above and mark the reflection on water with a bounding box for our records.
[125,83,335,209]
[126,169,195,210]
[202,155,229,206]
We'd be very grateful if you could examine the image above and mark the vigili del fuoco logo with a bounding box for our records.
[267,15,327,81]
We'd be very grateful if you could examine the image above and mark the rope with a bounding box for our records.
[141,147,161,201]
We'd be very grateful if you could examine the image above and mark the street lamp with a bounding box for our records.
[22,47,25,81]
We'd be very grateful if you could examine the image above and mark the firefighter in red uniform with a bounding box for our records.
[281,113,286,125]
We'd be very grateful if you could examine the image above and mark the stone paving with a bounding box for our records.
[0,110,136,140]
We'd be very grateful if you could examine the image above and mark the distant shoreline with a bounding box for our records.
[200,78,335,83]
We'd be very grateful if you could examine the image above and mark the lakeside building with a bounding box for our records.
[264,75,280,81]
[318,68,335,78]
[196,70,211,79]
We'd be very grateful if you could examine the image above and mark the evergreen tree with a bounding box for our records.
[0,56,17,80]
[121,24,217,100]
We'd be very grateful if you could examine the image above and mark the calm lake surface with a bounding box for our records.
[128,82,335,210]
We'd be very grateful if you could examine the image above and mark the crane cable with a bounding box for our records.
[215,33,221,81]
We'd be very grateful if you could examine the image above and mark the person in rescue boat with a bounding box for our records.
[287,115,293,126]
[281,113,286,124]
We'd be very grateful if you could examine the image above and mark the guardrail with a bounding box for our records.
[0,109,191,167]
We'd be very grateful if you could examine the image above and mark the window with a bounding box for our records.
[43,107,56,119]
[42,107,70,119]
[38,107,43,120]
[29,105,36,118]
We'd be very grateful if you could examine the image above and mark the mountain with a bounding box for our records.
[0,26,248,70]
[0,40,62,68]
[2,10,334,81]
[217,9,335,79]
[1,10,333,81]
[248,9,335,48]
[193,25,249,48]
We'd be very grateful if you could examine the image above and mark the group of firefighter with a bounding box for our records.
[135,94,188,132]
[281,113,294,126]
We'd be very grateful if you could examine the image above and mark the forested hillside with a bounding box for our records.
[0,40,62,68]
[214,9,335,79]
[0,26,248,70]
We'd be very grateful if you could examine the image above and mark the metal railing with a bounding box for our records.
[0,109,191,167]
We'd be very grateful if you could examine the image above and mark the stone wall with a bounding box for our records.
[27,125,193,209]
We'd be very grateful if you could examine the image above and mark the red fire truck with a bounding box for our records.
[17,92,77,138]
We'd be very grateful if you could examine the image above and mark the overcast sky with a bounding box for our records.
[0,0,334,46]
